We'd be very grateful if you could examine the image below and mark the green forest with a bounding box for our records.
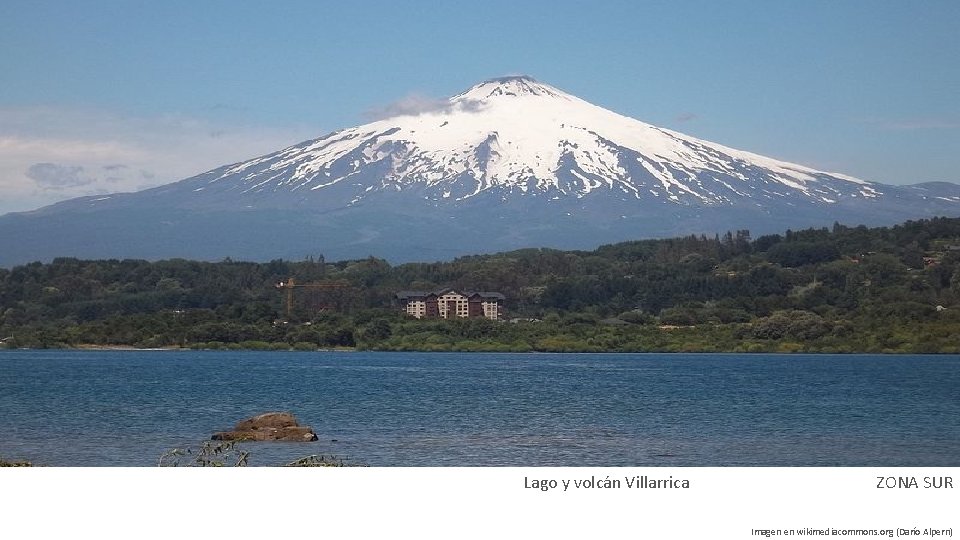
[2,217,960,353]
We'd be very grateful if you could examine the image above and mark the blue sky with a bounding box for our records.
[1,0,958,213]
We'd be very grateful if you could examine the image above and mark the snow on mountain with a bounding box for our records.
[174,75,879,209]
[1,75,957,266]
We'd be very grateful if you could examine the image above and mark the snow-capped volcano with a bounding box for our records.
[1,76,957,266]
[185,75,879,208]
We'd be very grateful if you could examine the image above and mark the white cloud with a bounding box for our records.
[0,106,317,214]
[25,163,95,189]
[363,93,484,121]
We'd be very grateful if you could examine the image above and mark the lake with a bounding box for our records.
[1,350,957,466]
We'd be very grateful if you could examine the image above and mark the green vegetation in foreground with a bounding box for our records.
[2,217,960,353]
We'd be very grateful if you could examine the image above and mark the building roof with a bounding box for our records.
[469,291,506,300]
[396,289,504,300]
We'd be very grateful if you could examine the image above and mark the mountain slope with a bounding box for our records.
[1,76,957,266]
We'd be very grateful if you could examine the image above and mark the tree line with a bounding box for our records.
[1,217,959,353]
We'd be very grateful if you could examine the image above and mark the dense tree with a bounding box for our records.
[1,217,959,353]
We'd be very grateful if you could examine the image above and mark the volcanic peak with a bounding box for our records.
[454,75,571,102]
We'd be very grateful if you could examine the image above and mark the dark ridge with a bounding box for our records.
[482,75,537,84]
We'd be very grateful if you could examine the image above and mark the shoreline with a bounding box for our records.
[2,345,958,355]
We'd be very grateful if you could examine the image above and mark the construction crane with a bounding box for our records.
[275,278,351,318]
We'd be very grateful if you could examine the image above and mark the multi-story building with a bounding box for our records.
[396,288,505,320]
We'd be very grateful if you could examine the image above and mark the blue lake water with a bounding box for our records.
[0,350,957,466]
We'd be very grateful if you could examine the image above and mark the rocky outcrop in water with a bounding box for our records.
[212,412,318,442]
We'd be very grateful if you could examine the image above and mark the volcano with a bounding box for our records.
[1,75,957,266]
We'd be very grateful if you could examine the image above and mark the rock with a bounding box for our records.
[234,412,298,431]
[212,412,319,442]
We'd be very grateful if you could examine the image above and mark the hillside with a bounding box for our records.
[1,217,959,353]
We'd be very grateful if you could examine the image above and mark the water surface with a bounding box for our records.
[1,350,957,466]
